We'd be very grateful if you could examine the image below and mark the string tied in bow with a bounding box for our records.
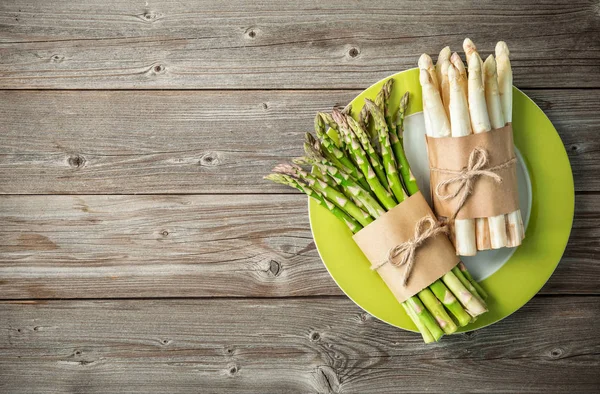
[432,147,516,220]
[370,216,448,286]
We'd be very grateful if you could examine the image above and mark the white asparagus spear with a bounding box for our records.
[496,41,513,123]
[463,38,485,87]
[483,55,505,129]
[463,38,483,70]
[467,53,491,133]
[418,55,433,136]
[419,68,451,138]
[475,217,491,250]
[436,46,451,93]
[448,64,472,136]
[447,64,477,256]
[467,52,501,249]
[476,54,508,249]
[440,59,451,117]
[496,41,524,246]
[419,53,440,93]
[451,49,484,249]
[450,52,468,100]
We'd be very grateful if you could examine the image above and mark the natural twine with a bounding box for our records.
[431,147,516,220]
[371,216,448,286]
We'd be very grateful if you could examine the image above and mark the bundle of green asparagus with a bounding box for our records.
[265,81,488,343]
[419,39,524,255]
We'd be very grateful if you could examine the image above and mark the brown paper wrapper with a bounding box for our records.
[352,192,459,303]
[426,124,519,220]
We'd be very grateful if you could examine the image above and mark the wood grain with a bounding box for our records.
[0,194,597,299]
[0,0,599,89]
[0,89,598,194]
[1,297,599,393]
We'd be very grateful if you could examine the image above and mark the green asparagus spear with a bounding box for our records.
[381,78,396,133]
[458,261,488,300]
[442,271,488,317]
[331,109,397,210]
[317,112,344,148]
[314,116,370,190]
[273,164,373,227]
[452,266,486,306]
[402,301,435,343]
[418,287,458,334]
[406,296,444,341]
[429,279,472,326]
[299,142,386,219]
[395,91,409,145]
[346,116,389,188]
[389,92,419,195]
[364,99,408,203]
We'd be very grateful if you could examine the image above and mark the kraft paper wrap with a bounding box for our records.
[426,124,519,220]
[352,192,459,303]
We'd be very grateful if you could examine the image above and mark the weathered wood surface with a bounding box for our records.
[1,0,599,89]
[0,193,597,299]
[1,0,599,392]
[1,297,599,394]
[0,89,598,194]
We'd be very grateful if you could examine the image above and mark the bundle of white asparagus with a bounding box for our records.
[418,39,525,255]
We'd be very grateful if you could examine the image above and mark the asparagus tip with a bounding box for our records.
[463,37,477,54]
[400,91,409,109]
[468,52,482,72]
[383,78,394,98]
[272,163,299,177]
[438,46,451,62]
[331,108,347,127]
[418,53,433,69]
[483,54,496,76]
[495,41,510,58]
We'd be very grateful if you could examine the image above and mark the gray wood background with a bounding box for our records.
[1,1,599,392]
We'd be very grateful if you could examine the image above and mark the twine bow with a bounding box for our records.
[433,147,516,220]
[371,216,448,286]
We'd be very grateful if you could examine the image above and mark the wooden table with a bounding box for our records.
[1,1,599,392]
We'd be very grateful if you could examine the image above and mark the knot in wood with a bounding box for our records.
[550,347,564,359]
[153,64,165,73]
[310,331,320,341]
[244,27,259,39]
[348,47,360,58]
[68,155,86,168]
[51,54,63,63]
[199,152,220,167]
[267,260,281,277]
[228,364,239,375]
[142,11,158,22]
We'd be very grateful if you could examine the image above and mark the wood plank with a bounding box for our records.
[0,89,598,194]
[0,0,599,89]
[0,194,597,299]
[1,297,598,393]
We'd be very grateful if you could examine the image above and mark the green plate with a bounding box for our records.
[308,68,574,332]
